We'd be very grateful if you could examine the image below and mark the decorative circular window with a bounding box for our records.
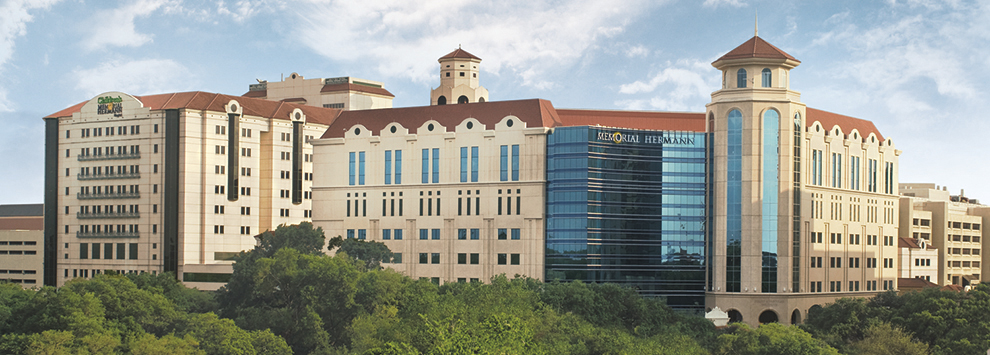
[871,136,875,143]
[428,123,435,131]
[390,126,397,133]
[815,125,820,132]
[354,128,361,135]
[295,112,301,120]
[507,119,514,127]
[467,122,474,129]
[230,104,238,112]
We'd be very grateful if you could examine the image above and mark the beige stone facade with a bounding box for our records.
[430,48,489,106]
[44,91,333,289]
[0,204,43,287]
[245,74,394,111]
[897,236,938,283]
[705,36,901,326]
[311,101,551,284]
[899,183,986,286]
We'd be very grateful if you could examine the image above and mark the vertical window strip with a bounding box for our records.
[385,150,392,185]
[358,152,365,185]
[348,152,356,186]
[460,147,468,182]
[511,145,519,181]
[422,149,429,183]
[395,150,402,184]
[471,146,479,182]
[500,145,508,181]
[432,148,439,183]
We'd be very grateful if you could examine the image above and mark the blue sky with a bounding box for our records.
[2,0,988,204]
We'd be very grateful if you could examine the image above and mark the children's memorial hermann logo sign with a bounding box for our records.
[97,96,123,117]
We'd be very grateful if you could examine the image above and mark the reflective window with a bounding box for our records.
[762,68,772,87]
[762,109,779,293]
[737,68,747,88]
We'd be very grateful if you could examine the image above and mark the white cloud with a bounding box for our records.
[0,0,60,111]
[72,59,195,98]
[625,44,649,58]
[616,59,715,112]
[702,0,746,9]
[291,0,663,89]
[82,0,176,51]
[216,0,283,22]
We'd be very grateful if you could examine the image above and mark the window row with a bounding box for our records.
[69,124,149,139]
[78,242,139,260]
[810,151,893,194]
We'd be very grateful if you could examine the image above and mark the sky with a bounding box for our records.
[1,0,988,204]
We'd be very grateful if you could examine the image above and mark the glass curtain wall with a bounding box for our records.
[546,126,707,310]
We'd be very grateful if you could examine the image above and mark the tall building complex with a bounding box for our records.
[244,73,394,111]
[42,92,335,289]
[0,204,43,286]
[899,183,988,286]
[704,36,901,324]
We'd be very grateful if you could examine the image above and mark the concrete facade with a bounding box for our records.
[899,183,986,286]
[43,92,334,289]
[0,204,44,287]
[244,74,394,111]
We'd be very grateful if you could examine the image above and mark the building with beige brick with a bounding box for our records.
[42,92,336,289]
[899,183,988,286]
[704,35,901,325]
[897,236,938,283]
[243,73,394,111]
[0,204,43,287]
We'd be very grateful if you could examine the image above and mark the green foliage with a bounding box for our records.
[715,323,839,355]
[254,221,327,258]
[804,286,990,355]
[330,236,395,270]
[127,272,218,314]
[848,322,929,355]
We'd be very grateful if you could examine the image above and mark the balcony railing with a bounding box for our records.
[75,231,139,238]
[76,192,140,200]
[77,172,140,180]
[77,152,141,161]
[76,212,140,219]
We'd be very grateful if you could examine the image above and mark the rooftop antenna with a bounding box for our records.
[755,10,758,37]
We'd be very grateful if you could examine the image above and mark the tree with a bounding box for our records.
[849,322,929,355]
[254,221,327,258]
[329,236,395,270]
[715,323,839,355]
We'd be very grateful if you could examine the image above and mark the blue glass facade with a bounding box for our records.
[545,126,707,310]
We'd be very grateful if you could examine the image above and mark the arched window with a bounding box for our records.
[762,109,780,293]
[737,68,747,88]
[727,109,743,293]
[457,95,469,104]
[759,310,779,324]
[478,97,486,103]
[437,96,446,105]
[762,68,772,87]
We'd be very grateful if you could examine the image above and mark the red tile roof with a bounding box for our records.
[440,48,481,61]
[321,99,561,138]
[556,109,705,132]
[898,278,939,289]
[806,107,884,141]
[0,217,43,231]
[45,91,342,126]
[320,83,395,98]
[715,36,799,63]
[899,237,921,249]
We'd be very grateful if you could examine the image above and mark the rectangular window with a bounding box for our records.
[432,148,439,183]
[868,158,878,192]
[422,149,429,183]
[458,253,467,264]
[385,150,392,184]
[419,253,428,264]
[358,229,366,240]
[470,253,479,264]
[511,145,520,181]
[104,243,113,260]
[347,229,355,239]
[431,253,440,264]
[80,243,88,259]
[431,229,440,240]
[511,229,521,240]
[394,150,402,184]
[832,153,842,188]
[458,229,467,240]
[129,243,137,259]
[471,146,479,182]
[470,229,479,240]
[460,147,468,182]
[349,152,356,185]
[382,229,391,240]
[92,243,100,259]
[419,229,428,240]
[358,152,366,185]
[500,145,508,181]
[498,253,507,265]
[498,228,507,240]
[394,229,403,240]
[116,243,125,260]
[392,253,402,263]
[510,254,520,265]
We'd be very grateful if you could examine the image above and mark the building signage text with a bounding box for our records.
[595,130,695,146]
[96,96,123,117]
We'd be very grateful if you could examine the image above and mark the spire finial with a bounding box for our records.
[755,10,758,37]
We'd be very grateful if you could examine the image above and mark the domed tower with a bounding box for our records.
[706,33,806,299]
[431,47,489,105]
